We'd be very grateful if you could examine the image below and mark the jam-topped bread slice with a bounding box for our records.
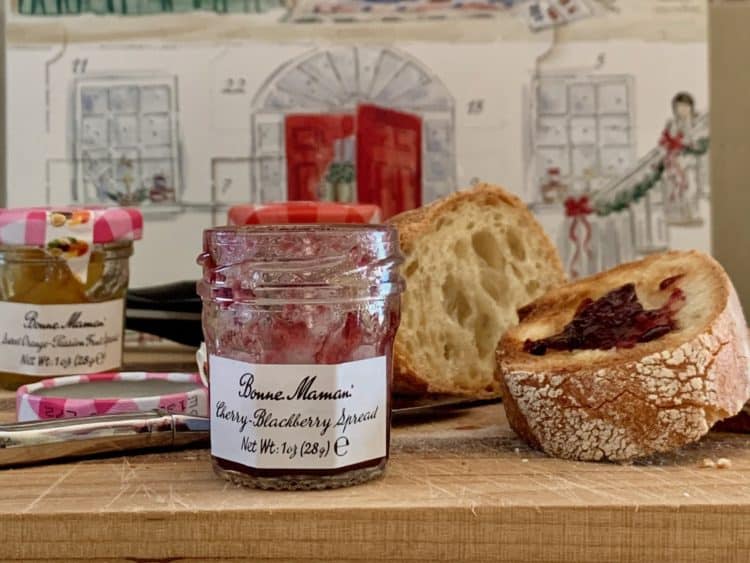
[389,183,566,398]
[496,250,750,461]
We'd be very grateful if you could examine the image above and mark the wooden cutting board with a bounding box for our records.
[1,347,750,562]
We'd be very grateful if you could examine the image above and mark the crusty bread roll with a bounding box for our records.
[496,250,750,461]
[389,183,566,398]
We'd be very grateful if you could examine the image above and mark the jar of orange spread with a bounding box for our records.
[0,207,143,390]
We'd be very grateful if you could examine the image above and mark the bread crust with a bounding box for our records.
[389,183,565,397]
[496,251,750,461]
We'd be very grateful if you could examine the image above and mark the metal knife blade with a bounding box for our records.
[0,397,501,468]
[0,410,209,468]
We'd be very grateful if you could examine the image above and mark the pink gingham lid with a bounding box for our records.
[16,372,208,422]
[0,206,143,246]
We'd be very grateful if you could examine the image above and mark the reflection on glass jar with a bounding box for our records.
[198,224,403,490]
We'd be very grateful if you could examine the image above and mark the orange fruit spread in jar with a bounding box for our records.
[0,207,142,390]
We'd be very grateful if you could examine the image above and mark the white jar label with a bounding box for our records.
[209,355,388,470]
[0,299,124,376]
[44,209,95,284]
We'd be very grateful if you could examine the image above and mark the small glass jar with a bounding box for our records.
[198,224,403,490]
[0,207,143,390]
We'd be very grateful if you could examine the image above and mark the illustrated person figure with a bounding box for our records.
[659,92,703,226]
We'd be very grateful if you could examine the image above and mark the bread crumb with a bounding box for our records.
[521,458,529,463]
[716,458,732,469]
[700,458,716,468]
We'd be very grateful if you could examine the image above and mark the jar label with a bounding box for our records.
[0,299,124,376]
[209,355,388,470]
[45,209,95,284]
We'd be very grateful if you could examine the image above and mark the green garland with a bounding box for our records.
[683,137,709,156]
[593,137,709,217]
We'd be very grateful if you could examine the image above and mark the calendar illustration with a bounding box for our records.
[529,74,636,205]
[4,1,710,285]
[72,75,182,211]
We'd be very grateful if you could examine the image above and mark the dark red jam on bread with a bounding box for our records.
[523,278,686,356]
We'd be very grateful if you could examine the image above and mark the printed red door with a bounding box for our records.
[285,114,355,201]
[356,104,422,219]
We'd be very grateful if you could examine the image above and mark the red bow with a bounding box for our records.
[660,130,684,153]
[564,195,593,217]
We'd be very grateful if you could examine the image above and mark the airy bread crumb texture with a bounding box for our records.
[394,185,564,397]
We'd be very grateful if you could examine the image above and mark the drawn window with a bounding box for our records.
[74,75,181,209]
[531,74,635,204]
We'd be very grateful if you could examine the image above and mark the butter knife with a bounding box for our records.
[0,410,210,468]
[0,397,502,468]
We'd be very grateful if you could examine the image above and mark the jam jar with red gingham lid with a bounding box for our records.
[0,207,143,390]
[198,223,403,490]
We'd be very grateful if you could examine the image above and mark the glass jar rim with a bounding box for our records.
[199,223,402,303]
[200,222,401,270]
[204,223,395,237]
[0,239,134,249]
[0,239,134,263]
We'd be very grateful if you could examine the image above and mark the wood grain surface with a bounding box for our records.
[1,346,750,561]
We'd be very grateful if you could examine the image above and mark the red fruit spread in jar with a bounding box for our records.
[198,224,403,490]
[523,277,686,356]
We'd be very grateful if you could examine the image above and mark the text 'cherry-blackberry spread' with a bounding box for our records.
[197,224,403,490]
[523,275,686,356]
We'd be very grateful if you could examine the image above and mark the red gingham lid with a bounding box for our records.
[228,201,382,226]
[0,206,143,246]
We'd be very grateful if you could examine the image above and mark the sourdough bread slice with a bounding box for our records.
[496,250,750,461]
[389,183,566,397]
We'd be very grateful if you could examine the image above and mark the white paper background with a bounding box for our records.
[6,39,708,286]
